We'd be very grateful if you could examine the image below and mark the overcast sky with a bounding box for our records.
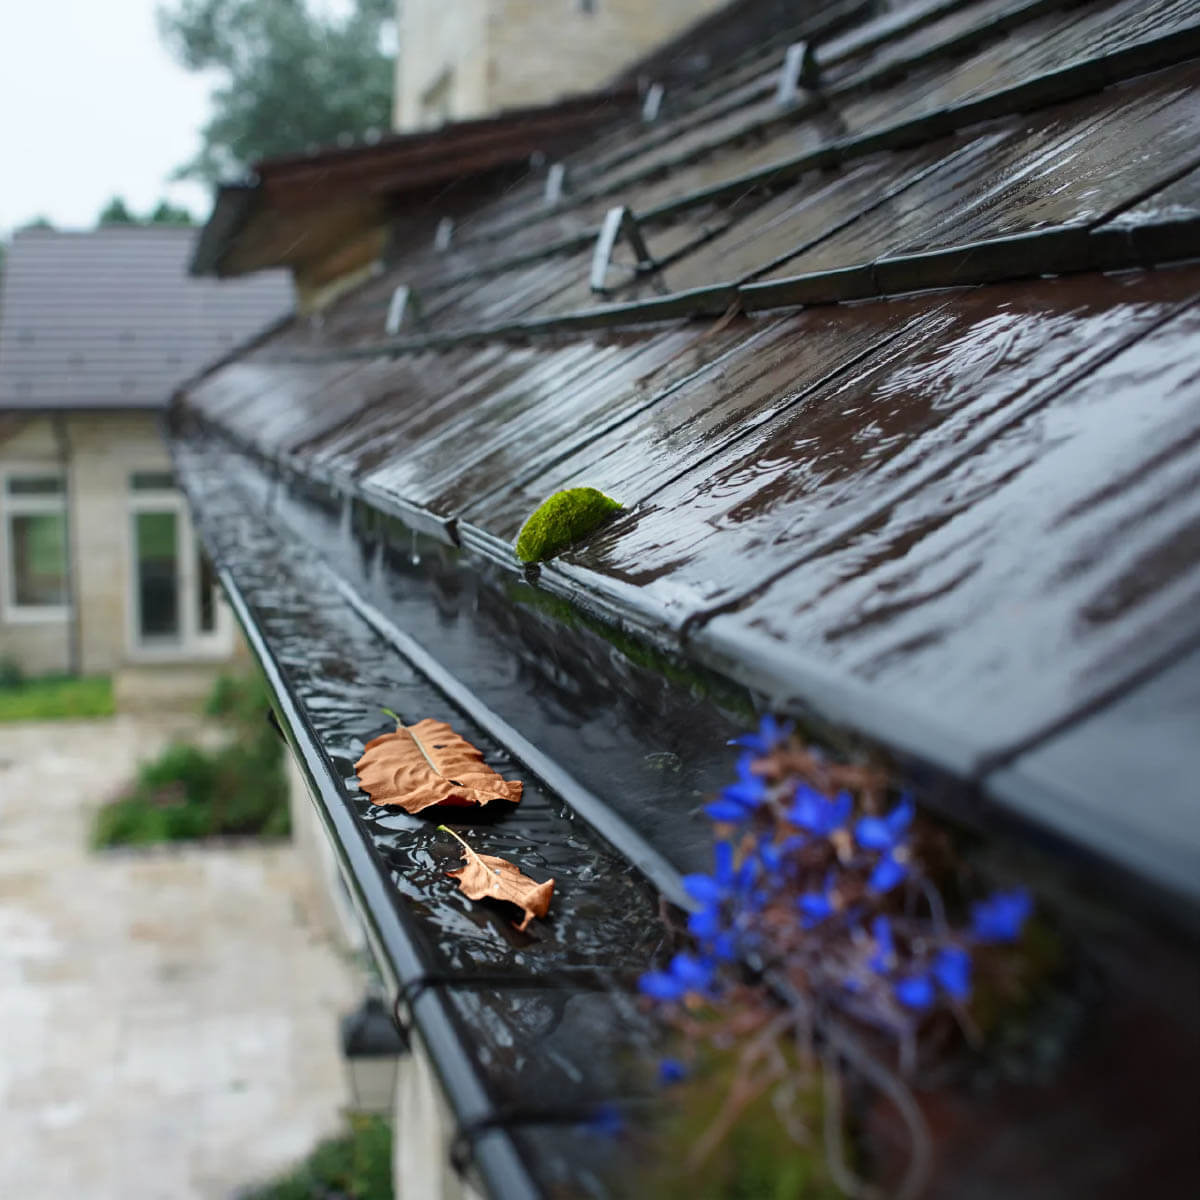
[0,0,220,237]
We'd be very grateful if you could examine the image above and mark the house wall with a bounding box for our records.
[0,416,71,675]
[395,0,491,129]
[0,411,243,692]
[488,0,726,111]
[393,0,725,130]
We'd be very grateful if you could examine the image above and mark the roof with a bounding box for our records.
[0,227,292,411]
[190,92,638,280]
[172,0,1200,1195]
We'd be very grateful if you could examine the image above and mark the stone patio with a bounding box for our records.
[0,716,364,1199]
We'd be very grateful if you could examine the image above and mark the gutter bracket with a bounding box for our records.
[385,285,424,335]
[543,163,568,208]
[776,40,820,105]
[433,217,455,252]
[641,82,665,123]
[590,206,665,296]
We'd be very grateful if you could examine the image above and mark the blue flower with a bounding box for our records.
[895,973,935,1010]
[798,886,835,928]
[788,784,852,836]
[658,1058,688,1085]
[868,851,908,893]
[705,753,768,822]
[585,1103,624,1138]
[687,904,724,940]
[868,915,895,974]
[638,952,716,1003]
[730,714,793,755]
[854,794,914,852]
[932,946,971,1001]
[970,889,1032,943]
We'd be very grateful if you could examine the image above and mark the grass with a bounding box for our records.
[0,672,115,721]
[242,1114,393,1200]
[92,671,290,848]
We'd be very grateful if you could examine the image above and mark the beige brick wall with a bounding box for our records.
[489,0,725,111]
[0,411,242,686]
[0,416,71,675]
[394,0,725,130]
[395,0,490,129]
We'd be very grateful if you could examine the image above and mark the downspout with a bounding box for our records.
[51,414,81,677]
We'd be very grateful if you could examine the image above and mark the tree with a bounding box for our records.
[96,198,195,227]
[158,0,395,183]
[148,200,195,225]
[98,197,137,225]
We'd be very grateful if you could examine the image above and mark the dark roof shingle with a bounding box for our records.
[0,226,291,411]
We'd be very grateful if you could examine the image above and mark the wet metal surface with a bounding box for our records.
[987,641,1200,903]
[462,297,939,541]
[166,1,1200,1192]
[570,269,1200,625]
[710,284,1200,772]
[758,63,1200,281]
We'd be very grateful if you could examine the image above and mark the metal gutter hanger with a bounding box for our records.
[590,205,661,296]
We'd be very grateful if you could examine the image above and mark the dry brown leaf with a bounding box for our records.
[440,825,554,932]
[355,717,523,814]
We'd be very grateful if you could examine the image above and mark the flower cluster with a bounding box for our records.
[640,713,1033,1036]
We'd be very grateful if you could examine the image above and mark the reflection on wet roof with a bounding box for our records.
[179,0,1200,904]
[174,2,1200,1192]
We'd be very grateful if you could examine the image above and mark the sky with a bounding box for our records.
[0,0,220,238]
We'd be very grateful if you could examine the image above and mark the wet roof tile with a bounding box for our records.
[564,268,1200,627]
[985,640,1200,902]
[460,296,938,540]
[706,280,1200,768]
[177,0,1200,912]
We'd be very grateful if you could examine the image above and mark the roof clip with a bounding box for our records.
[641,82,665,123]
[433,217,454,252]
[590,205,662,296]
[776,41,820,105]
[385,285,423,335]
[543,162,568,207]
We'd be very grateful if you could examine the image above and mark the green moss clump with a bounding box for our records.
[514,486,622,563]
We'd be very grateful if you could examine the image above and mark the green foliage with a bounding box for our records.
[642,1046,842,1200]
[514,486,622,563]
[148,199,195,225]
[92,671,289,847]
[158,0,395,182]
[243,1114,393,1200]
[98,196,137,225]
[97,196,195,226]
[0,673,115,721]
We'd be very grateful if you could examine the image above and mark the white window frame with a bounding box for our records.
[126,478,233,661]
[0,462,71,624]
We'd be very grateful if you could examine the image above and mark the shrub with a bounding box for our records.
[242,1114,393,1200]
[92,672,289,847]
[0,673,115,721]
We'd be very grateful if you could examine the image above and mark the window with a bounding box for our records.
[2,470,69,619]
[127,473,230,657]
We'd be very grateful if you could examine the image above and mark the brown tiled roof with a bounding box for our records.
[173,3,1200,1194]
[0,226,291,411]
[177,0,1200,903]
[190,93,639,279]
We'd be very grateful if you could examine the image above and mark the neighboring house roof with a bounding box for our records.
[0,226,291,411]
[174,0,1200,1196]
[190,92,638,282]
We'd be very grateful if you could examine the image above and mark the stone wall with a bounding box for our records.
[394,0,726,130]
[0,411,243,687]
[395,0,491,129]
